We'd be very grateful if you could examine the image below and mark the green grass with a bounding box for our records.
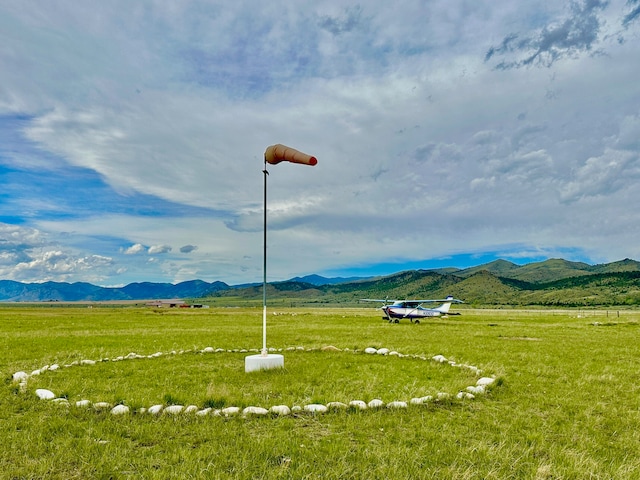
[2,305,640,479]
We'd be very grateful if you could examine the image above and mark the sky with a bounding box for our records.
[1,0,640,286]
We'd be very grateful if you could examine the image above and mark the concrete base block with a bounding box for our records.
[245,354,284,373]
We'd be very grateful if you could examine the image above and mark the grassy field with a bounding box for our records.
[2,305,640,479]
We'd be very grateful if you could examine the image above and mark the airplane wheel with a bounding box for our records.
[414,319,420,324]
[394,319,399,324]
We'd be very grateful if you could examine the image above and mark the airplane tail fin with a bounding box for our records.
[433,295,455,313]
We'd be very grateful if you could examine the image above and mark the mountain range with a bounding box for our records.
[209,258,640,307]
[2,258,640,306]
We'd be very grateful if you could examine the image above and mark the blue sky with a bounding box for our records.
[1,0,640,286]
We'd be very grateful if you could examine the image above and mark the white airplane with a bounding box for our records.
[361,296,463,323]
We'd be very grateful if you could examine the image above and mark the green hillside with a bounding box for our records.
[205,258,640,307]
[455,259,520,278]
[498,258,592,283]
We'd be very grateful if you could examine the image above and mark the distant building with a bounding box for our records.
[145,300,209,308]
[145,299,186,308]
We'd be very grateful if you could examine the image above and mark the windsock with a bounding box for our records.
[264,144,317,166]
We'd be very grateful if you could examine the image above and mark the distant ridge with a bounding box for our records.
[208,258,640,307]
[286,274,365,286]
[0,279,228,302]
[2,258,640,304]
[455,259,520,277]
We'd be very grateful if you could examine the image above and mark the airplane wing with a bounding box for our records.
[360,298,464,303]
[412,298,464,304]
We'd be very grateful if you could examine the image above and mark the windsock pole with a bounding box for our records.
[262,159,268,356]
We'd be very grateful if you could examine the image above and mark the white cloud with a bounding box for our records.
[0,223,115,282]
[148,244,172,255]
[124,243,146,255]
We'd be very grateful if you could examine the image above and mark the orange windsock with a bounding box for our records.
[264,144,317,166]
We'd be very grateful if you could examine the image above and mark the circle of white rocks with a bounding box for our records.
[11,345,498,418]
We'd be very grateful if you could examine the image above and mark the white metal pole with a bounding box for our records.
[262,161,268,356]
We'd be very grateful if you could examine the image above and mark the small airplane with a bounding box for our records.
[360,296,463,323]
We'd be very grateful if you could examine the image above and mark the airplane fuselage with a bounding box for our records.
[382,305,443,319]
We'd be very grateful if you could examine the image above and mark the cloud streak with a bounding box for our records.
[485,0,609,69]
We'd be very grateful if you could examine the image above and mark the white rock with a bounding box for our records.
[304,404,328,414]
[269,405,291,416]
[93,402,111,410]
[52,398,69,406]
[387,401,408,409]
[75,399,92,408]
[164,405,184,415]
[138,407,147,414]
[364,347,377,354]
[291,405,302,413]
[202,347,215,353]
[211,409,222,416]
[349,400,368,410]
[221,406,241,416]
[477,377,496,387]
[243,406,269,416]
[35,388,55,400]
[420,395,434,403]
[184,405,199,414]
[196,408,212,416]
[49,364,60,371]
[111,405,130,415]
[456,392,475,400]
[126,353,137,359]
[327,402,348,410]
[432,355,447,363]
[80,359,96,366]
[31,369,42,376]
[12,371,29,382]
[389,351,400,356]
[148,404,164,415]
[368,399,385,409]
[466,385,486,395]
[376,348,390,355]
[436,392,450,401]
[410,397,424,405]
